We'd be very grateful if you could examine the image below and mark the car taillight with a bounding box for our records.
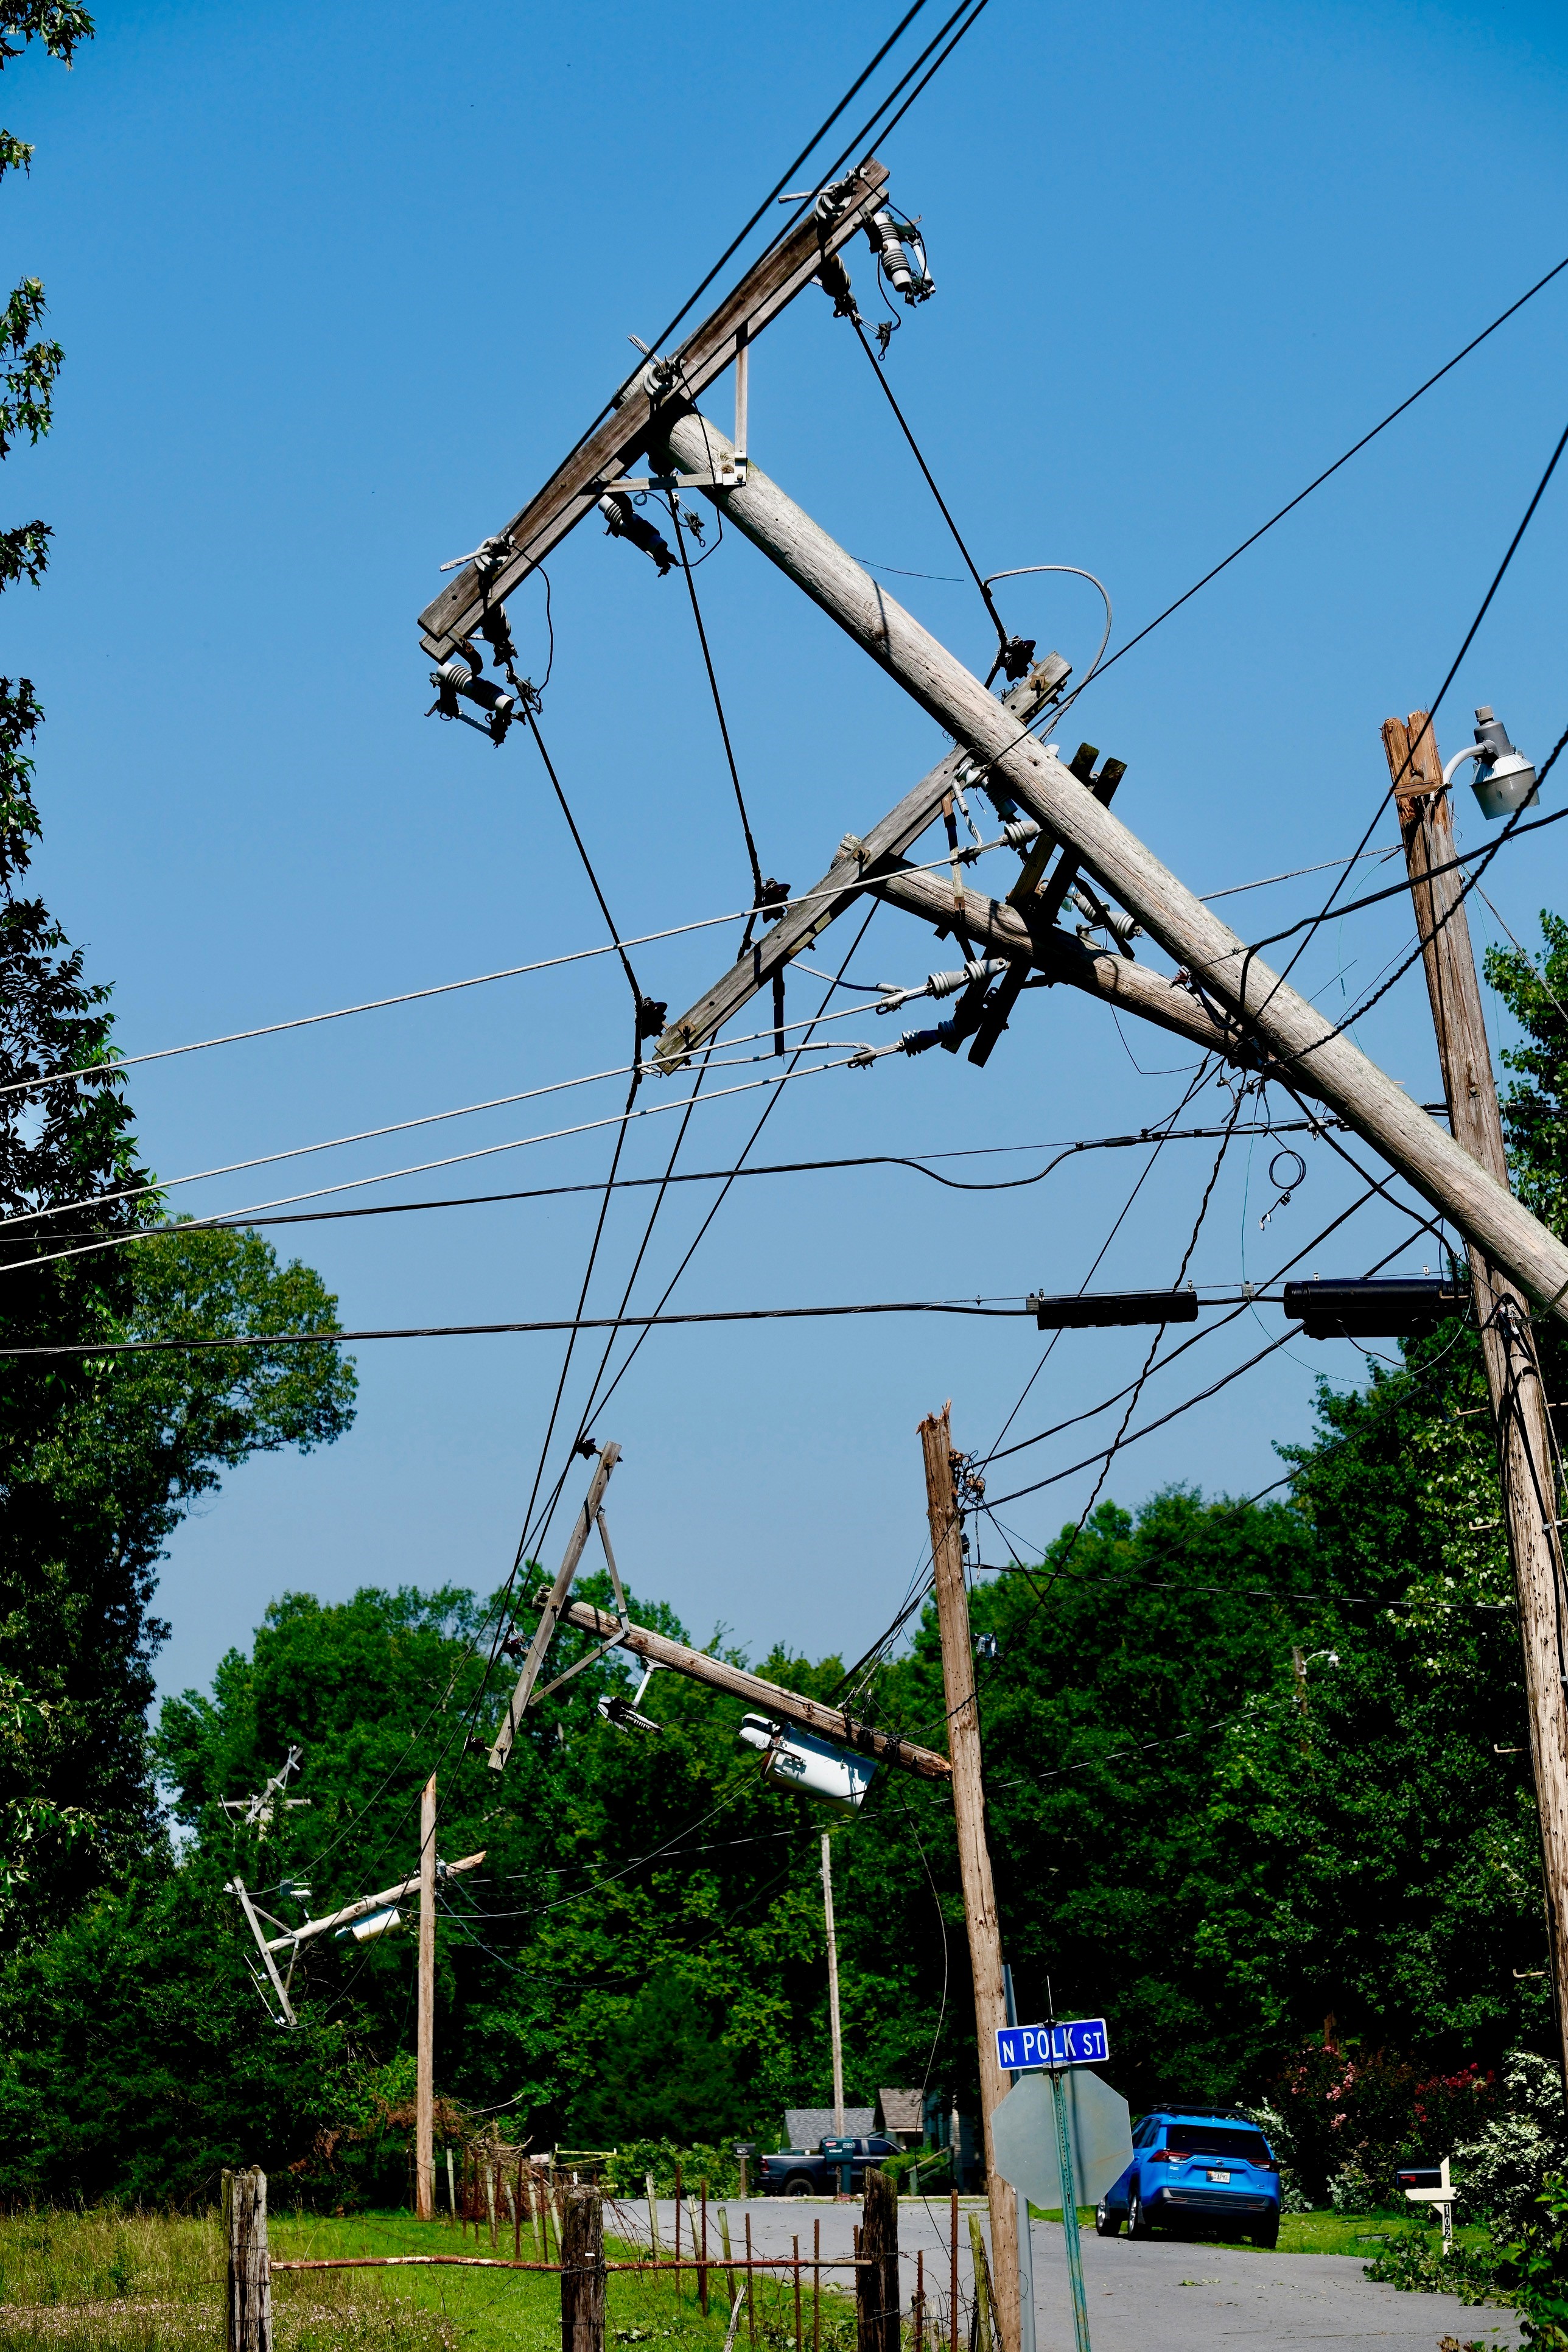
[1147,2149,1178,2164]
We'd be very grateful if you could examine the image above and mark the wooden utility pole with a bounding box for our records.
[1385,710,1568,2077]
[416,1772,437,2220]
[920,1406,1018,2352]
[821,1833,847,2135]
[648,404,1568,1321]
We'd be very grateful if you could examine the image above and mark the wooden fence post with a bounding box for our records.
[223,2166,272,2352]
[858,2168,898,2352]
[561,2182,606,2352]
[967,2216,994,2352]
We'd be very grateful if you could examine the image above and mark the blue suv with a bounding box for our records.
[1096,2107,1281,2249]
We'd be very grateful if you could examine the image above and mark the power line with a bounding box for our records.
[1239,407,1568,1025]
[1091,246,1568,687]
[668,497,767,912]
[1,1051,873,1244]
[23,1113,1397,1272]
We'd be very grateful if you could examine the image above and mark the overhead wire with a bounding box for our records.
[1236,408,1568,1026]
[1088,247,1568,691]
[667,498,767,914]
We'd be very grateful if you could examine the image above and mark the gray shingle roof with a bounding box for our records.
[783,2106,875,2147]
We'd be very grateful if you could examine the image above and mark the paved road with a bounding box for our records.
[615,2196,1522,2349]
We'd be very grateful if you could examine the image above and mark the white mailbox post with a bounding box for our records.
[1398,2158,1458,2250]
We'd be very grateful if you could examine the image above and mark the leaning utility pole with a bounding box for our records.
[822,1832,847,2137]
[416,1771,437,2221]
[1385,710,1568,2078]
[644,404,1568,1321]
[920,1405,1018,2352]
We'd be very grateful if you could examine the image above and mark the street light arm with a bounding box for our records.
[1441,743,1488,788]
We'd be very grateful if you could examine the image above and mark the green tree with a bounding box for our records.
[0,4,359,1946]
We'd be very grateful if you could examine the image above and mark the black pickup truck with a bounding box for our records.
[760,2136,901,2197]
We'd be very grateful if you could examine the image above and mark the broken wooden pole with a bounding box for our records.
[651,404,1568,1320]
[223,2167,272,2352]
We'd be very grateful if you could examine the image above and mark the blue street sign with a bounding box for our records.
[996,2017,1109,2071]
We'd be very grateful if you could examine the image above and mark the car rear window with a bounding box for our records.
[1161,2126,1272,2163]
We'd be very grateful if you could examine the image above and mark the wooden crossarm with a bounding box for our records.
[652,657,1069,1073]
[867,862,1309,1083]
[545,1595,951,1781]
[417,161,889,660]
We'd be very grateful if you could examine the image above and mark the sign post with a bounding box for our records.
[989,2019,1130,2352]
[1001,1967,1036,2352]
[1049,2071,1091,2352]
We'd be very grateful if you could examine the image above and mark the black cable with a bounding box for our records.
[861,0,993,148]
[986,1060,1220,1457]
[1063,1085,1250,1545]
[1286,721,1568,1059]
[523,706,645,1015]
[1238,408,1568,1024]
[23,1116,1385,1256]
[848,313,1010,663]
[1092,248,1568,691]
[458,905,885,1749]
[981,1177,1422,1470]
[668,498,766,907]
[509,1048,716,1577]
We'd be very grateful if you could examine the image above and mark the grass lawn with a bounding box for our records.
[1025,2203,1489,2259]
[0,2204,757,2351]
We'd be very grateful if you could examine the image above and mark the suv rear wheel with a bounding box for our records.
[1127,2188,1152,2239]
[1251,2216,1279,2250]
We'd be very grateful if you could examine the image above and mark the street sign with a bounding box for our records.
[989,2070,1133,2210]
[996,2017,1108,2071]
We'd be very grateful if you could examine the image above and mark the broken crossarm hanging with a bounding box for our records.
[229,1850,487,2027]
[539,1594,951,1782]
[488,1441,626,1771]
[645,402,1568,1321]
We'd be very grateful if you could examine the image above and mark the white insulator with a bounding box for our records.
[1003,817,1040,850]
[1069,886,1141,945]
[926,969,970,999]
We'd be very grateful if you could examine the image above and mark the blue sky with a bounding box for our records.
[7,0,1568,1707]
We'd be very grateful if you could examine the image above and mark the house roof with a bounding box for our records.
[784,2106,875,2147]
[875,2089,923,2134]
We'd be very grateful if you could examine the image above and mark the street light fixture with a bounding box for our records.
[1441,705,1538,821]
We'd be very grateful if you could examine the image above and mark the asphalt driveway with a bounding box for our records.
[615,2194,1522,2350]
